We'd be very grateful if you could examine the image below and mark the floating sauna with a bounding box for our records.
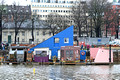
[60,46,80,61]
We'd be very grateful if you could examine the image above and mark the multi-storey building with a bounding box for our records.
[2,28,52,44]
[2,5,31,22]
[27,0,77,25]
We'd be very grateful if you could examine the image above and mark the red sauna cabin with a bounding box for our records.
[60,46,80,61]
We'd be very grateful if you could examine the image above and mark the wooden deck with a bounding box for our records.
[0,62,116,65]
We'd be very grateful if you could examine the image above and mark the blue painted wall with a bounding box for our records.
[30,25,74,58]
[80,50,86,60]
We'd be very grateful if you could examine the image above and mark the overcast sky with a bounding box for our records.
[5,0,28,5]
[4,0,115,6]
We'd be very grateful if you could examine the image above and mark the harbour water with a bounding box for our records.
[0,64,120,80]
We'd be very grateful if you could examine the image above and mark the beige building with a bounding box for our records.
[26,0,78,25]
[2,28,52,44]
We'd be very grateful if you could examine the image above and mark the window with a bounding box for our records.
[54,38,59,43]
[66,50,69,58]
[70,50,73,57]
[3,32,7,36]
[4,38,7,42]
[43,39,45,41]
[36,51,47,57]
[22,39,25,42]
[37,31,39,36]
[10,32,13,35]
[43,32,45,35]
[37,39,39,42]
[64,38,69,43]
[22,31,25,36]
[61,50,64,57]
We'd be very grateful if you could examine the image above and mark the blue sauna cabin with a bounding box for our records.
[30,25,74,60]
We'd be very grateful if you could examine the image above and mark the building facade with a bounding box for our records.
[28,0,78,25]
[2,28,52,44]
[2,5,31,22]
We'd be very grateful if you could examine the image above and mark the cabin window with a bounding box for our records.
[54,38,59,43]
[66,50,69,58]
[61,50,64,57]
[36,51,47,57]
[70,50,73,57]
[64,38,69,43]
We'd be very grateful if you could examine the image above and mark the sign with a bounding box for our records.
[98,39,101,42]
[8,35,11,44]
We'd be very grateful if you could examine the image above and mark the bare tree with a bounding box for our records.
[104,4,113,37]
[87,0,111,37]
[112,8,120,39]
[46,13,69,36]
[0,0,6,44]
[31,13,40,42]
[9,2,30,44]
[72,0,88,37]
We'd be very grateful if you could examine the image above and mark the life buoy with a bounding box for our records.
[81,52,85,55]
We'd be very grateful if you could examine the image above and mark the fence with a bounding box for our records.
[78,37,110,45]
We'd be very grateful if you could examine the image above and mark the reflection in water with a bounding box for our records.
[0,64,120,79]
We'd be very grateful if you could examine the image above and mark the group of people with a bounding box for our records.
[80,43,90,51]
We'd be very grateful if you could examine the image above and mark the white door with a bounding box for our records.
[58,50,60,60]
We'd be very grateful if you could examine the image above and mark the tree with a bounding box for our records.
[0,0,6,44]
[87,0,111,37]
[46,13,69,36]
[72,0,88,37]
[9,3,30,44]
[112,8,120,39]
[31,14,40,43]
[104,3,113,37]
[26,12,44,43]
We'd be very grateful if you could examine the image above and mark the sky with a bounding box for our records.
[4,0,28,6]
[3,0,117,5]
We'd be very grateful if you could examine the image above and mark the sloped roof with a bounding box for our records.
[30,25,74,51]
[2,20,48,28]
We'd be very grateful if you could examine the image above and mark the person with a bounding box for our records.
[87,43,90,51]
[81,44,83,50]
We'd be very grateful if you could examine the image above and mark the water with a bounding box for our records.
[0,64,120,80]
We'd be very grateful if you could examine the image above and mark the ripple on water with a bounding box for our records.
[0,65,120,79]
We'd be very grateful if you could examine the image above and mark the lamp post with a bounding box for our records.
[109,37,111,63]
[0,11,2,47]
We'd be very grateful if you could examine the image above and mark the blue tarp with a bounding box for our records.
[80,50,86,60]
